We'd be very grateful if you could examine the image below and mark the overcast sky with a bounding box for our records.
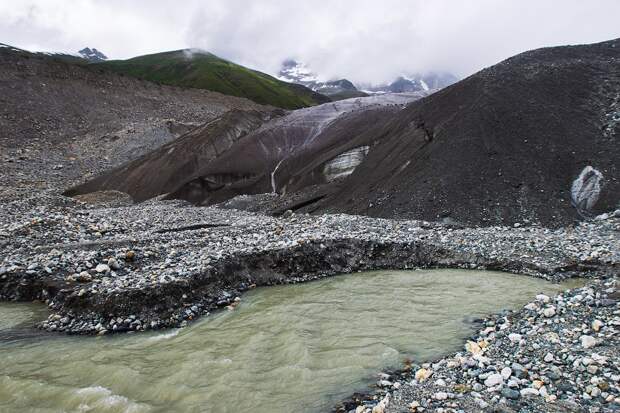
[1,0,619,83]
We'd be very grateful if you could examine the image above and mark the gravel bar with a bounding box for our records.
[339,277,620,413]
[1,192,618,336]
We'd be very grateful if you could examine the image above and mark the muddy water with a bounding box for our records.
[0,269,581,413]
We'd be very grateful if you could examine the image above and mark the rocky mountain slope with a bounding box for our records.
[359,72,458,94]
[96,50,330,109]
[67,39,620,227]
[78,47,107,62]
[0,43,268,199]
[312,38,620,226]
[65,93,423,203]
[278,59,368,100]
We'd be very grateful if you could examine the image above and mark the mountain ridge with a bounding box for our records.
[0,42,268,196]
[278,58,458,96]
[64,93,423,203]
[310,38,620,225]
[66,38,620,227]
[277,59,368,100]
[94,49,330,109]
[78,47,107,62]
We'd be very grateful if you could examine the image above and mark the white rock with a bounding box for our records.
[501,367,512,380]
[520,388,540,397]
[571,294,584,303]
[592,319,604,332]
[95,264,110,273]
[544,353,554,363]
[434,392,448,400]
[536,294,550,303]
[434,379,447,386]
[484,373,504,387]
[580,335,597,349]
[372,395,389,413]
[414,368,432,382]
[543,306,556,317]
[481,326,495,336]
[465,341,482,355]
[591,353,608,364]
[76,271,92,282]
[508,333,522,343]
[544,332,560,343]
[108,257,121,270]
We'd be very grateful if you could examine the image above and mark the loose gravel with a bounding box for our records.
[342,277,619,413]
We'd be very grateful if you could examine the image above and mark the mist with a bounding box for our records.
[1,0,619,83]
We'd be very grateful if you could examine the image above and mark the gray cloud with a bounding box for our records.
[1,0,619,83]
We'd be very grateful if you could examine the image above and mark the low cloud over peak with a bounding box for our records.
[1,0,619,84]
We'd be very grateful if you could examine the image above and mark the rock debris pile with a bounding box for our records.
[345,278,619,412]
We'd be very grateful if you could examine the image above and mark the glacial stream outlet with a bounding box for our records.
[0,269,581,413]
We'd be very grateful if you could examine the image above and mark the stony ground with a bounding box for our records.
[343,277,620,413]
[1,190,617,330]
[0,46,267,200]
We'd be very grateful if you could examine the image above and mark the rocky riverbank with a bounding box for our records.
[0,191,618,336]
[340,277,619,413]
[1,190,619,413]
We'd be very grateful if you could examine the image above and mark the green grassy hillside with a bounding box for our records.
[95,50,331,109]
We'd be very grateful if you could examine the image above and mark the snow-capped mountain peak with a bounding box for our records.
[278,59,366,100]
[359,72,458,94]
[278,59,457,100]
[78,47,107,62]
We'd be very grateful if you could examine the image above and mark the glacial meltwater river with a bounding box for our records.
[0,269,581,413]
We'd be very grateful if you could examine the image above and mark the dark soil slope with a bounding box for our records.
[313,39,620,226]
[66,95,420,203]
[65,109,285,201]
[0,44,265,195]
[167,104,400,206]
[64,39,619,227]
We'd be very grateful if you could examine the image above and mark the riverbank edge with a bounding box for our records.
[334,276,619,413]
[0,236,614,335]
